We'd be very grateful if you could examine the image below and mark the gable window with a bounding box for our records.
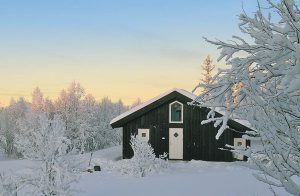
[169,101,183,123]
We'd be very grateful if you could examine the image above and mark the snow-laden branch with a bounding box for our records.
[191,0,300,195]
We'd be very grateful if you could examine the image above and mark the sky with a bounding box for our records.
[0,0,268,106]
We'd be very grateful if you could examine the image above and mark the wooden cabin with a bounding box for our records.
[110,88,251,162]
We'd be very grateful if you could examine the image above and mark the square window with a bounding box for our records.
[237,142,242,146]
[142,133,146,137]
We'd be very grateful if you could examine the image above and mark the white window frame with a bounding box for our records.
[137,129,150,142]
[169,101,183,123]
[233,138,246,160]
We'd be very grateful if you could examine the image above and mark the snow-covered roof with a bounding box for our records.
[110,88,196,125]
[110,88,253,130]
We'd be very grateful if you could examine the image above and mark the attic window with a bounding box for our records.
[169,101,183,123]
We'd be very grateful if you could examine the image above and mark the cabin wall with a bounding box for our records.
[122,95,248,161]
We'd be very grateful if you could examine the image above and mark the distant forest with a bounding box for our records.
[0,81,129,158]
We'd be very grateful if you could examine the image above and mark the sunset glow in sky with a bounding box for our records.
[0,0,263,106]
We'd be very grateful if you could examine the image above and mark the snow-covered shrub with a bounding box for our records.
[191,0,300,194]
[0,173,18,196]
[15,113,79,196]
[101,136,168,177]
[130,135,158,177]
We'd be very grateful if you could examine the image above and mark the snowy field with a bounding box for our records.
[0,146,290,196]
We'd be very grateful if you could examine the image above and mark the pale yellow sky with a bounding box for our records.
[0,0,255,106]
[0,54,224,106]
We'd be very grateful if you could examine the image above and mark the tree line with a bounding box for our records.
[0,81,127,158]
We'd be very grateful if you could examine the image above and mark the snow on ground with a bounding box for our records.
[0,146,291,196]
[82,145,122,162]
[0,157,34,173]
[77,146,289,196]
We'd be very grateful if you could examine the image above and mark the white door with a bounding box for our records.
[137,129,150,142]
[169,128,183,159]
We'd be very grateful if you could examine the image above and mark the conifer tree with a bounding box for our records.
[201,55,216,85]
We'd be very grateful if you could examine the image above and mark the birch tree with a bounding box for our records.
[31,87,44,112]
[191,0,300,194]
[0,98,28,158]
[15,113,78,196]
[56,81,85,152]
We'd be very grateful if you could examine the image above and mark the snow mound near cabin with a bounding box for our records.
[88,145,122,161]
[80,145,122,170]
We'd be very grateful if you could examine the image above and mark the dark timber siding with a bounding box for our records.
[121,93,249,161]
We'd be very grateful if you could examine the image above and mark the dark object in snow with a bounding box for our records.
[94,165,101,171]
[110,88,252,162]
[87,168,93,173]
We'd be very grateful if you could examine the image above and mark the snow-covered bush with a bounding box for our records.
[101,136,168,177]
[191,0,300,194]
[129,136,165,177]
[0,173,17,196]
[15,113,79,196]
[0,174,16,196]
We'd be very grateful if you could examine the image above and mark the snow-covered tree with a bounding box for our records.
[200,55,216,86]
[0,98,29,158]
[93,97,126,149]
[31,87,44,112]
[55,81,85,152]
[15,113,78,196]
[43,97,55,119]
[79,94,98,152]
[130,98,142,109]
[0,81,127,157]
[191,0,300,194]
